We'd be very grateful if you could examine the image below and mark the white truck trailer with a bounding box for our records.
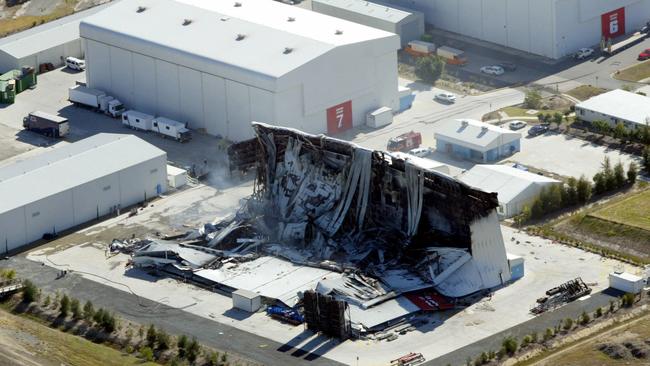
[152,117,192,142]
[68,85,125,118]
[122,110,192,142]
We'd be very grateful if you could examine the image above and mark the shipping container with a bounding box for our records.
[366,107,393,128]
[122,110,155,131]
[609,272,644,294]
[232,289,261,312]
[22,111,69,138]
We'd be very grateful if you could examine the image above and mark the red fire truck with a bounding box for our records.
[387,131,422,152]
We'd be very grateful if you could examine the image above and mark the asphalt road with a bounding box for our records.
[425,289,625,366]
[0,256,344,366]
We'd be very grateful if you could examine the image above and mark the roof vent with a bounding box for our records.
[136,6,147,13]
[461,120,469,127]
[234,1,242,7]
[335,29,343,35]
[182,19,192,26]
[283,47,294,54]
[221,17,230,21]
[236,33,246,41]
[287,16,295,22]
[481,126,488,132]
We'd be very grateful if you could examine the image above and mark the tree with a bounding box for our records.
[600,157,616,191]
[530,197,544,219]
[155,329,170,350]
[576,175,592,203]
[613,122,627,140]
[501,336,518,355]
[187,337,201,363]
[415,55,445,82]
[580,311,591,325]
[146,324,157,347]
[177,334,188,358]
[93,308,105,325]
[593,172,606,194]
[547,184,563,212]
[643,146,650,172]
[70,298,81,320]
[595,307,603,318]
[622,293,636,307]
[627,162,638,184]
[21,280,38,304]
[543,328,554,341]
[59,294,70,317]
[102,311,117,333]
[592,120,611,136]
[563,318,574,330]
[83,300,95,321]
[139,346,154,362]
[564,177,578,206]
[613,161,626,188]
[524,89,542,109]
[553,112,563,125]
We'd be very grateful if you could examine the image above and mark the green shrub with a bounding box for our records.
[563,318,574,330]
[139,346,154,362]
[21,280,38,304]
[59,294,70,317]
[502,336,518,355]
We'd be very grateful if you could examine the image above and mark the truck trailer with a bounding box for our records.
[23,111,69,138]
[68,85,125,118]
[602,31,647,55]
[122,110,192,142]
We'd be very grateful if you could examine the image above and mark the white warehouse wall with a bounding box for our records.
[84,36,398,141]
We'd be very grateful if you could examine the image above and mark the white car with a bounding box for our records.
[408,147,432,157]
[480,65,504,76]
[434,92,456,103]
[574,48,594,60]
[65,57,85,71]
[509,120,527,130]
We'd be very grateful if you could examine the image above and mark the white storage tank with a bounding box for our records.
[166,165,187,189]
[366,107,393,128]
[609,271,644,294]
[232,289,262,313]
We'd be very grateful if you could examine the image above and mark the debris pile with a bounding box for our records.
[531,277,591,314]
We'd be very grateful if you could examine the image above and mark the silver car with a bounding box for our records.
[434,92,457,103]
[480,65,505,76]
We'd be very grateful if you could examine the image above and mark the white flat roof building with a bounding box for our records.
[459,164,561,218]
[575,89,650,130]
[81,0,400,141]
[0,134,167,253]
[435,119,521,162]
[0,2,115,71]
[390,151,450,175]
[311,0,425,45]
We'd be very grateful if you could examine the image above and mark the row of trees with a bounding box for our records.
[466,293,641,366]
[589,120,650,144]
[519,157,637,222]
[643,146,650,172]
[15,279,230,365]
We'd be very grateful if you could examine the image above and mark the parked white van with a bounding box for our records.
[65,57,86,71]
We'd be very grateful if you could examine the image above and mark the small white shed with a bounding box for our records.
[166,165,187,189]
[609,272,644,294]
[366,107,393,128]
[232,289,262,313]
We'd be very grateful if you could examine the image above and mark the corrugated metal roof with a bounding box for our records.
[312,0,416,23]
[0,133,166,214]
[576,89,650,126]
[459,164,559,204]
[80,0,398,82]
[0,1,117,59]
[434,119,521,151]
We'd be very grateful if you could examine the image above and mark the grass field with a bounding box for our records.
[566,85,608,101]
[614,60,650,82]
[0,308,157,366]
[524,313,650,366]
[501,106,564,118]
[590,190,650,232]
[0,0,76,38]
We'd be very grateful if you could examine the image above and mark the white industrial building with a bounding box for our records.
[0,134,166,253]
[80,0,400,141]
[383,0,650,58]
[435,119,521,163]
[311,0,425,46]
[0,2,114,72]
[575,89,650,130]
[459,165,561,218]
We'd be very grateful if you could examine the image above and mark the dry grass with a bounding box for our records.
[590,190,650,232]
[0,1,77,38]
[614,60,650,82]
[566,85,608,101]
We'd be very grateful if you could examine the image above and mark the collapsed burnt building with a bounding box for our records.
[225,123,511,299]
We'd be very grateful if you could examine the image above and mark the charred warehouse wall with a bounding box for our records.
[228,123,498,254]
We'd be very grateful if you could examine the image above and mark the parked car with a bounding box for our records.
[574,48,594,60]
[409,147,432,157]
[434,92,456,103]
[528,124,549,136]
[480,66,504,75]
[638,49,650,60]
[509,120,526,130]
[65,57,85,71]
[498,62,517,71]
